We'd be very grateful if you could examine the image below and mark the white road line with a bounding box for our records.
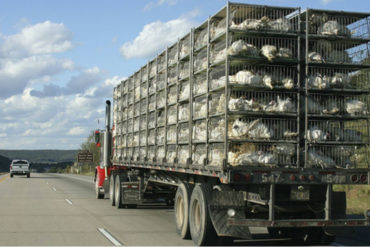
[98,228,123,246]
[52,187,57,191]
[54,174,95,184]
[65,199,73,205]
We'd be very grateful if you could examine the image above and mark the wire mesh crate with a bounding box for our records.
[149,95,155,112]
[167,85,177,105]
[193,120,207,142]
[134,102,140,117]
[140,99,147,114]
[140,131,147,146]
[307,67,370,90]
[157,145,165,162]
[158,52,166,72]
[307,144,369,169]
[228,90,298,114]
[140,147,146,160]
[149,60,157,78]
[194,48,208,73]
[209,65,227,90]
[157,109,165,127]
[302,9,370,38]
[194,22,208,50]
[179,80,190,101]
[148,112,155,129]
[133,147,140,160]
[228,142,298,167]
[178,103,190,122]
[141,84,147,99]
[209,92,226,116]
[148,130,155,145]
[156,91,165,109]
[208,143,225,167]
[194,72,207,96]
[168,44,178,66]
[128,77,134,91]
[167,105,177,125]
[148,146,155,161]
[167,145,177,163]
[209,116,225,141]
[306,119,369,143]
[167,125,177,144]
[178,145,190,165]
[141,66,148,82]
[140,114,146,131]
[127,119,133,133]
[228,117,298,141]
[179,123,189,143]
[134,117,139,132]
[179,60,190,80]
[192,144,207,166]
[157,127,165,145]
[193,96,207,119]
[307,93,369,116]
[149,78,156,95]
[128,105,133,119]
[210,14,227,40]
[179,34,191,59]
[128,91,134,105]
[168,66,177,85]
[157,72,166,91]
[229,4,300,33]
[307,39,370,65]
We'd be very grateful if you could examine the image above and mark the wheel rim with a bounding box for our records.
[115,177,120,205]
[193,199,201,233]
[110,177,114,199]
[175,195,184,227]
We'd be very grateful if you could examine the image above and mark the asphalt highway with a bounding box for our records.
[0,173,368,246]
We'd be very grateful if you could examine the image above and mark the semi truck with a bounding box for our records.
[93,2,370,245]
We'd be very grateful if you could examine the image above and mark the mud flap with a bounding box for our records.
[208,191,252,239]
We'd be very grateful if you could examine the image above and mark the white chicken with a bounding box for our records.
[308,52,324,63]
[345,100,367,116]
[261,45,277,61]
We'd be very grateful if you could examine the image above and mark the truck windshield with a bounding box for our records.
[13,161,28,164]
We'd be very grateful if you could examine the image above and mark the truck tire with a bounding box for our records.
[27,173,30,178]
[189,183,218,246]
[115,175,123,209]
[10,173,13,178]
[109,175,115,206]
[174,182,193,239]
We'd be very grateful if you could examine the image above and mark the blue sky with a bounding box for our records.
[0,0,368,149]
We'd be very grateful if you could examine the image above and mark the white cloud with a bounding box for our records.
[144,0,178,11]
[0,21,73,58]
[120,12,197,59]
[68,127,86,136]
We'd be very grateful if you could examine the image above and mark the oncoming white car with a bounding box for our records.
[10,160,30,178]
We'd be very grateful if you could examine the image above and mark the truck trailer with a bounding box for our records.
[94,2,370,245]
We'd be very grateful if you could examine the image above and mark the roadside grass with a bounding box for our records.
[334,185,370,214]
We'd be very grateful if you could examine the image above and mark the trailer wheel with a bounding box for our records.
[109,175,115,206]
[174,182,193,239]
[189,183,217,246]
[115,175,123,209]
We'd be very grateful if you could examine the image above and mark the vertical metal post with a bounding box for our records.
[189,31,194,168]
[304,9,310,169]
[206,18,210,167]
[224,2,230,171]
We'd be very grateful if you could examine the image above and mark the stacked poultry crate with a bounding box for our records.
[302,9,370,169]
[204,4,301,169]
[113,3,302,170]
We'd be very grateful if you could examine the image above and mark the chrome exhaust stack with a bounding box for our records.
[104,100,111,179]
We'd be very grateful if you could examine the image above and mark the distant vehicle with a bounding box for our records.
[10,160,30,178]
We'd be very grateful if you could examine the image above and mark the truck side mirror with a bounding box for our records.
[94,130,101,147]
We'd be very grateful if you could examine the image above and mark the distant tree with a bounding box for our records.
[78,131,101,172]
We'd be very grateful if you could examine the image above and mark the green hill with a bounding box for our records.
[0,150,77,163]
[0,155,11,172]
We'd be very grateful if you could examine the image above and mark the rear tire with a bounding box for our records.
[174,182,193,239]
[27,173,30,178]
[189,183,218,246]
[115,175,123,209]
[10,173,13,178]
[109,175,115,206]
